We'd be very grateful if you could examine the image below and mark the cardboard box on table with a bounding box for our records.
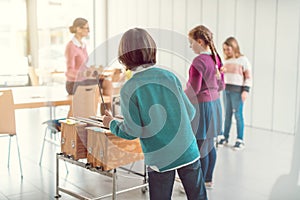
[86,127,144,171]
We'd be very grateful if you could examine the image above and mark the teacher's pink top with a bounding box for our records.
[65,37,88,82]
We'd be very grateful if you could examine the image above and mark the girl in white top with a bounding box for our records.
[218,37,252,150]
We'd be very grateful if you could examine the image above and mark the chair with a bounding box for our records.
[69,84,100,118]
[39,84,99,165]
[39,118,64,165]
[0,90,23,178]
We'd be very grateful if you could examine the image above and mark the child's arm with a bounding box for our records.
[184,64,202,103]
[103,91,142,140]
[103,110,138,140]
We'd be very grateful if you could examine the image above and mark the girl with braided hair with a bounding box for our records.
[185,25,225,189]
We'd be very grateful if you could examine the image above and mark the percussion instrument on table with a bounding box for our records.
[60,116,143,171]
[60,120,88,160]
[86,126,143,171]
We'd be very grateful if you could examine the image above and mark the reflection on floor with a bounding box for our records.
[0,108,299,200]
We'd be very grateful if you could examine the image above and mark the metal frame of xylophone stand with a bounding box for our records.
[55,153,148,200]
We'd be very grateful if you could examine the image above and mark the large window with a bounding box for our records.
[0,0,28,86]
[0,0,96,86]
[36,0,94,85]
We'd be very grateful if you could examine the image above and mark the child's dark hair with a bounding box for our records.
[118,28,156,71]
[189,25,222,79]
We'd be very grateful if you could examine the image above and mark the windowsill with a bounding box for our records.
[0,74,29,87]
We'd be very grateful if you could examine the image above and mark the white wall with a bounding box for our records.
[102,0,300,134]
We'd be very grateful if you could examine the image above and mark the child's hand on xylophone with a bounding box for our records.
[103,110,113,128]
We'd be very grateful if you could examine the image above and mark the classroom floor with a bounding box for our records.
[0,107,299,200]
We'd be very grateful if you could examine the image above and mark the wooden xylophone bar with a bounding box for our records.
[70,116,107,128]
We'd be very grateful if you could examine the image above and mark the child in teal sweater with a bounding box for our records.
[103,28,207,200]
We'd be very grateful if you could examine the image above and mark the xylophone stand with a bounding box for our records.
[55,153,148,200]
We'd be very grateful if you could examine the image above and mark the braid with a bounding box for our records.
[208,41,217,64]
[208,40,221,80]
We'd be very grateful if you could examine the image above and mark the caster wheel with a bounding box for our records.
[141,186,148,193]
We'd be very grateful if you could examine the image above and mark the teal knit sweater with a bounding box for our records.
[109,67,200,172]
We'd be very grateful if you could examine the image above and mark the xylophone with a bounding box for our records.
[60,116,144,171]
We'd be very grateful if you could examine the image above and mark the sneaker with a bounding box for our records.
[205,182,214,189]
[217,138,228,147]
[233,140,245,151]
